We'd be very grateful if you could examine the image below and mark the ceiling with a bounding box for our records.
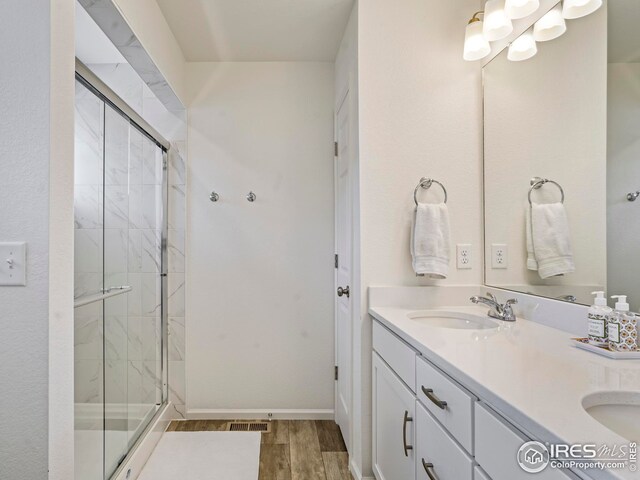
[155,0,354,62]
[608,0,640,63]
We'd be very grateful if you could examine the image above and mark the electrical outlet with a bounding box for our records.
[456,244,472,269]
[491,243,508,269]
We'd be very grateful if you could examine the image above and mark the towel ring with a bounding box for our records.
[414,177,447,206]
[528,177,565,206]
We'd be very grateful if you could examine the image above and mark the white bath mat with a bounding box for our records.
[138,431,261,480]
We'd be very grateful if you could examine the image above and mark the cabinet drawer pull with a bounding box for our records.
[422,386,448,410]
[422,459,440,480]
[402,410,413,456]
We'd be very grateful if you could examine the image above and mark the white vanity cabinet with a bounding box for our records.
[416,401,475,480]
[372,319,584,480]
[372,352,416,480]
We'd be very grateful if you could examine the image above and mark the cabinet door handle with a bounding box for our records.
[422,459,440,480]
[422,386,448,410]
[402,410,413,456]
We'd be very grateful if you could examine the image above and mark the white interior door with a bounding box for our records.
[335,92,352,450]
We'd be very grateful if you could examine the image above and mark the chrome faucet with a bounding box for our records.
[470,293,517,322]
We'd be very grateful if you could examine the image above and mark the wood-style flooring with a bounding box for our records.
[167,420,354,480]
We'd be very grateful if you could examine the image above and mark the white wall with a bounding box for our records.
[0,1,75,479]
[355,0,483,475]
[483,7,607,303]
[186,62,335,415]
[608,62,640,310]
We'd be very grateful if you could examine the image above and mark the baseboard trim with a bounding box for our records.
[349,459,376,480]
[112,402,176,480]
[186,408,335,420]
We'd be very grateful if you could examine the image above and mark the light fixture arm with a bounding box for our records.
[468,11,484,24]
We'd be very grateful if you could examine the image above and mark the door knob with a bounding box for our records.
[337,286,350,298]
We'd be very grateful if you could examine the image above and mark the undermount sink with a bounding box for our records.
[583,392,640,442]
[406,310,498,330]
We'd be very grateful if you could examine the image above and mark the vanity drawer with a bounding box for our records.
[416,355,475,453]
[373,320,416,392]
[475,403,575,480]
[416,401,474,480]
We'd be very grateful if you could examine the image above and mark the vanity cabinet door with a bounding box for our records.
[372,352,416,480]
[416,402,474,480]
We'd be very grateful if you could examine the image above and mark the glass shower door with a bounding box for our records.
[74,75,166,480]
[74,79,105,480]
[102,103,165,478]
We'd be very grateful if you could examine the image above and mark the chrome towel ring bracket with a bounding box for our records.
[528,177,565,206]
[414,177,448,206]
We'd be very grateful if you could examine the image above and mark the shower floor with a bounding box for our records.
[74,403,159,480]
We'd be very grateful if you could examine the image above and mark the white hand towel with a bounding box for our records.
[411,203,450,278]
[526,202,575,279]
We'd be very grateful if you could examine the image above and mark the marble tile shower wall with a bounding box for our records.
[74,80,165,433]
[74,81,105,412]
[167,142,186,419]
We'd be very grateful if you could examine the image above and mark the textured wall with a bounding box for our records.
[0,1,75,479]
[356,0,483,475]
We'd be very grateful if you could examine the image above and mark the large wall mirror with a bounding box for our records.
[483,0,640,310]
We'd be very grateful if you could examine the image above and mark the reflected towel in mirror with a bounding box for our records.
[411,203,450,278]
[526,202,575,279]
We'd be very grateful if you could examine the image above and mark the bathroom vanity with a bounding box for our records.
[369,287,640,480]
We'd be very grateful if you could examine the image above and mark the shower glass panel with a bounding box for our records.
[74,80,105,480]
[74,76,167,480]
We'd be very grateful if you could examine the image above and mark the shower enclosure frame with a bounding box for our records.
[75,59,170,479]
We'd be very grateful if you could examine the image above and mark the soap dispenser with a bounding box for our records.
[588,291,612,347]
[608,295,638,352]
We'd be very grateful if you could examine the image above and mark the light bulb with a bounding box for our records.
[464,15,491,61]
[483,0,514,42]
[562,0,602,19]
[508,28,537,61]
[505,0,540,19]
[534,4,566,41]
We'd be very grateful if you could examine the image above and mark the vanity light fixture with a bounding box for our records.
[463,11,491,61]
[534,3,567,41]
[483,0,514,41]
[562,0,602,19]
[508,27,537,61]
[505,0,540,20]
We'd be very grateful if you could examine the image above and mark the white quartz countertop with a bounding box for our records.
[369,305,640,480]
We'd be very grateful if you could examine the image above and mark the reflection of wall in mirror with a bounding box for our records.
[483,4,607,305]
[608,63,640,312]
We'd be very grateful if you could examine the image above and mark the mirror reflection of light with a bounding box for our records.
[505,0,540,20]
[508,28,538,61]
[484,0,514,41]
[534,4,567,42]
[562,0,603,20]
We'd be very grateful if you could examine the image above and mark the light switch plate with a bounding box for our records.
[456,244,472,269]
[0,242,26,286]
[491,243,508,269]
